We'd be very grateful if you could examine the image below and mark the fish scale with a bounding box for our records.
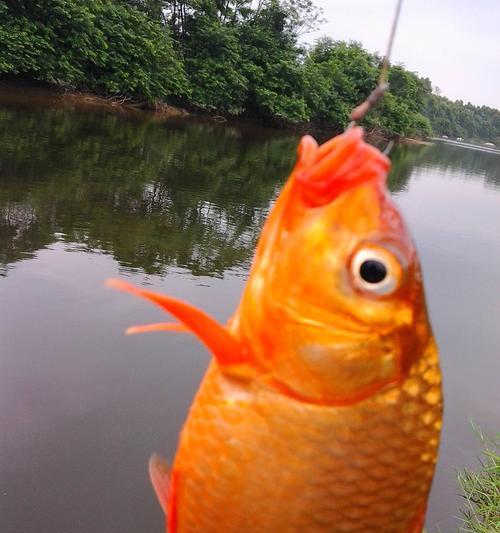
[172,341,441,533]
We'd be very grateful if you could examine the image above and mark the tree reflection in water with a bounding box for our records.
[0,106,298,277]
[1,104,498,278]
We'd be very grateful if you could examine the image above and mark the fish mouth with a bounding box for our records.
[284,307,394,340]
[281,299,362,330]
[283,297,405,339]
[289,316,373,339]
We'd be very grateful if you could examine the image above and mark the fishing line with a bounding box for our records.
[379,0,404,89]
[349,0,404,124]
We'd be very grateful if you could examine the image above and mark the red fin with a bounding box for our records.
[295,126,390,207]
[168,469,180,533]
[106,278,245,366]
[296,135,318,168]
[148,454,170,515]
[126,322,189,335]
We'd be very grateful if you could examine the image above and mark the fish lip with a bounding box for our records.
[280,302,373,337]
[280,301,405,340]
[283,300,401,339]
[286,312,400,339]
[287,318,372,339]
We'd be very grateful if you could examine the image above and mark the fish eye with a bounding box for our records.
[351,247,401,296]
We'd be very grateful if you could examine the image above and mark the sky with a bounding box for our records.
[304,0,500,109]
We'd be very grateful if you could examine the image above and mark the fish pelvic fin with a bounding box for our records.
[148,454,170,515]
[106,278,247,367]
[406,504,426,533]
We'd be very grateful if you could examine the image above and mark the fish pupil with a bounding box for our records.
[360,260,387,284]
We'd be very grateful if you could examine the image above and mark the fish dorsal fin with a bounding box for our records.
[106,279,246,367]
[148,454,170,515]
[295,127,390,207]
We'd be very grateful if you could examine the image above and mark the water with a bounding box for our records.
[0,92,499,533]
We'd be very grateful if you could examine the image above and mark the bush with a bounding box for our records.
[0,0,188,102]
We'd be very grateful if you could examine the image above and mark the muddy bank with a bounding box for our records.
[0,81,189,121]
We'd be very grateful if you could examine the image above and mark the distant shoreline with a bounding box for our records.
[18,80,500,150]
[430,137,500,154]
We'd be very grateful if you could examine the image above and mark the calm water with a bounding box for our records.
[0,95,499,533]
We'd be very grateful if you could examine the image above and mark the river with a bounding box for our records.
[0,91,499,533]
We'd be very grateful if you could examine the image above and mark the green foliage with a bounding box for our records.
[457,431,500,533]
[424,94,500,144]
[304,39,378,129]
[238,1,309,123]
[0,3,55,76]
[304,39,433,137]
[182,17,248,114]
[1,0,498,138]
[366,93,431,138]
[368,66,433,137]
[0,0,188,102]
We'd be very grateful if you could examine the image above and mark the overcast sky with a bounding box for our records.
[304,0,499,109]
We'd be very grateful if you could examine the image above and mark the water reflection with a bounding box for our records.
[2,105,499,280]
[388,141,500,192]
[419,141,500,187]
[0,106,297,276]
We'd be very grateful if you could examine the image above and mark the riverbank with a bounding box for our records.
[0,81,190,121]
[0,81,402,146]
[430,136,500,155]
[3,1,499,145]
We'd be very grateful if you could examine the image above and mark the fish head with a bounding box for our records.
[233,127,433,405]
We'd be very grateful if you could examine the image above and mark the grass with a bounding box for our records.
[457,429,500,532]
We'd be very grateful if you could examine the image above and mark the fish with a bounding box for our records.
[107,125,443,533]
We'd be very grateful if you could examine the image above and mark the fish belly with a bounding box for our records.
[171,345,442,533]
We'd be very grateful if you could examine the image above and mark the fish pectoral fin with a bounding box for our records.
[126,322,189,335]
[148,454,171,515]
[106,278,247,367]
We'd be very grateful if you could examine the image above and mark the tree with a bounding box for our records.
[424,94,500,143]
[238,1,310,123]
[304,39,379,129]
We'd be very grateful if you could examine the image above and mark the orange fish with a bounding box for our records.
[108,126,442,533]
